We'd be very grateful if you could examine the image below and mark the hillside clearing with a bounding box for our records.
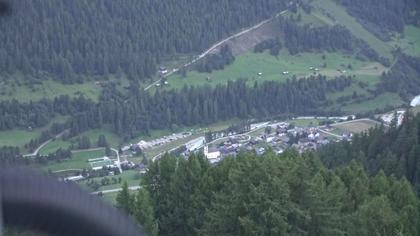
[165,50,380,90]
[341,93,404,113]
[391,25,420,57]
[310,0,394,60]
[40,149,106,172]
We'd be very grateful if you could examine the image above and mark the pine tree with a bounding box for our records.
[116,181,134,215]
[134,188,158,236]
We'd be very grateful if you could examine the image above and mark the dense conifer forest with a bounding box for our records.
[339,0,420,40]
[113,104,420,236]
[2,1,420,235]
[376,55,420,100]
[0,76,352,154]
[116,151,420,236]
[0,0,287,83]
[319,111,420,195]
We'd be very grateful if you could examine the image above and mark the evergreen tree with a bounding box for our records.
[134,188,158,236]
[116,181,134,215]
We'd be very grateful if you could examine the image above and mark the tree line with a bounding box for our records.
[116,151,420,236]
[254,38,282,56]
[376,54,420,101]
[0,0,288,83]
[195,45,235,73]
[277,17,388,65]
[319,110,420,195]
[338,0,420,41]
[0,75,352,139]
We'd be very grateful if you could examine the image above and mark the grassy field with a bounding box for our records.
[290,118,322,127]
[0,74,131,103]
[101,192,119,205]
[327,83,370,101]
[100,189,139,205]
[39,128,122,155]
[76,129,122,147]
[283,8,334,27]
[333,119,379,133]
[40,148,106,172]
[0,130,40,147]
[341,93,404,113]
[165,50,380,90]
[392,25,420,57]
[79,169,141,192]
[0,115,69,150]
[310,0,394,60]
[39,140,72,155]
[0,78,99,102]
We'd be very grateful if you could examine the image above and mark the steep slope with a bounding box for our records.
[0,0,287,84]
[310,0,394,61]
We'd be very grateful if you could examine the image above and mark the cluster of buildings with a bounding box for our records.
[199,122,335,164]
[380,110,405,127]
[122,132,191,152]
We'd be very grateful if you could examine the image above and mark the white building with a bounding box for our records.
[411,95,420,107]
[381,110,405,126]
[204,145,221,161]
[64,175,84,182]
[186,136,206,152]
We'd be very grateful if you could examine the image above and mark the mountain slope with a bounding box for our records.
[0,0,287,83]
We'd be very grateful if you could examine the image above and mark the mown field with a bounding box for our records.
[39,148,106,172]
[165,50,382,90]
[333,119,379,133]
[0,130,39,148]
[0,115,69,150]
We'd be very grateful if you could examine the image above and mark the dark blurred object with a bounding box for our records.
[1,166,146,236]
[0,1,9,15]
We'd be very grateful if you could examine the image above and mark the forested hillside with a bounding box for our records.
[0,76,352,153]
[339,0,420,40]
[0,0,287,83]
[116,152,420,236]
[319,111,420,194]
[377,55,420,100]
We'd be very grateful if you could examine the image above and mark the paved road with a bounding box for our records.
[52,169,83,173]
[23,130,67,157]
[91,185,142,195]
[71,147,105,153]
[144,9,288,91]
[111,148,123,173]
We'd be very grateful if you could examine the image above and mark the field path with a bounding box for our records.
[144,9,288,91]
[71,147,105,153]
[23,130,67,157]
[91,185,142,195]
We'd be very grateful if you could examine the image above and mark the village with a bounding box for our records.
[121,116,359,167]
[59,108,410,192]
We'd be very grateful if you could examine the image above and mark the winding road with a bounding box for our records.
[23,130,67,157]
[144,9,288,91]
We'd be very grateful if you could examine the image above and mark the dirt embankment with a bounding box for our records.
[211,19,282,56]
